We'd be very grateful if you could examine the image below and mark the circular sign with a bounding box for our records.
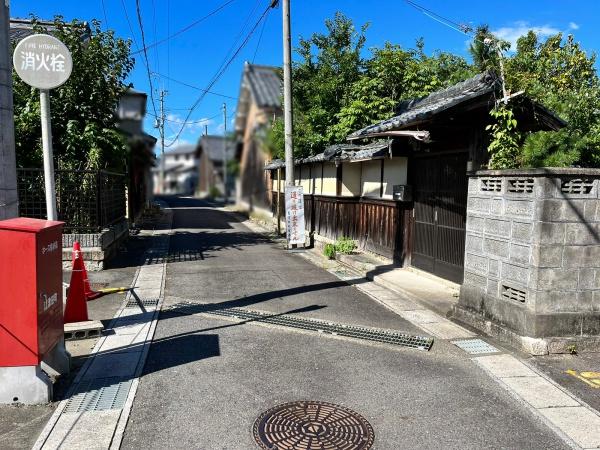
[13,34,73,90]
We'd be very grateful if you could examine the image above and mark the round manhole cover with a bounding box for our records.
[253,400,374,450]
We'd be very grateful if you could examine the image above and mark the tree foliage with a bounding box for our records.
[13,16,134,171]
[267,13,473,159]
[470,27,600,168]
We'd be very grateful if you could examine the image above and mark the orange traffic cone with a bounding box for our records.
[72,241,101,301]
[63,243,90,323]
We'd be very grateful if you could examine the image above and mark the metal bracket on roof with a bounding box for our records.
[348,130,431,143]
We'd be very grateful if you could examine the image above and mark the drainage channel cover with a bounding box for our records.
[452,338,499,354]
[64,377,133,413]
[196,306,433,351]
[126,298,160,308]
[253,400,374,450]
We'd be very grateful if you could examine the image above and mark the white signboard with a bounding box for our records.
[13,34,73,90]
[285,186,306,245]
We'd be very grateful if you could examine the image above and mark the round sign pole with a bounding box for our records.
[39,89,57,220]
[13,34,73,222]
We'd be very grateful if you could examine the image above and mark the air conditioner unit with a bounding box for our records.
[393,185,412,202]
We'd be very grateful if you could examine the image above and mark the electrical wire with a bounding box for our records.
[147,111,221,124]
[100,0,109,28]
[131,0,237,55]
[252,7,270,63]
[151,72,238,100]
[134,0,160,123]
[404,0,473,35]
[163,3,272,148]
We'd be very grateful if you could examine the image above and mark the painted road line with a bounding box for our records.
[566,370,600,389]
[32,207,172,450]
[474,354,600,450]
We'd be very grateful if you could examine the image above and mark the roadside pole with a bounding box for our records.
[13,34,72,221]
[282,0,294,188]
[39,90,57,220]
[0,2,17,220]
[158,90,167,194]
[222,102,228,200]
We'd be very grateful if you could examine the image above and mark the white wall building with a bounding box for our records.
[153,144,198,195]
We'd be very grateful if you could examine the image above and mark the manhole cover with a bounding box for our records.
[253,401,374,450]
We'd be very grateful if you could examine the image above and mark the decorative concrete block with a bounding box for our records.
[505,199,534,218]
[537,268,579,291]
[466,215,485,233]
[487,279,499,296]
[490,198,503,215]
[511,221,533,243]
[579,269,600,290]
[510,243,531,265]
[489,259,500,277]
[465,252,488,275]
[565,223,600,246]
[467,196,491,214]
[534,222,566,245]
[535,199,564,222]
[485,218,511,238]
[464,270,487,288]
[563,245,600,268]
[501,262,529,285]
[466,234,483,253]
[531,245,563,268]
[483,237,509,258]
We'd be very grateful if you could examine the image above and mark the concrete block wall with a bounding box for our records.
[457,168,600,342]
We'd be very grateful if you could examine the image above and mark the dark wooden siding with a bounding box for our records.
[271,192,411,263]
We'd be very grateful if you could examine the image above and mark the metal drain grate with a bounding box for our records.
[126,298,160,308]
[173,304,433,350]
[63,377,133,413]
[452,339,499,354]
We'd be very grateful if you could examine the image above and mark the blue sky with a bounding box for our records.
[13,1,600,154]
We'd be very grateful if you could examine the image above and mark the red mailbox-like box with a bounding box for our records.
[0,218,64,367]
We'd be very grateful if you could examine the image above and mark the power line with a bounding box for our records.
[147,110,221,124]
[134,0,159,122]
[164,2,273,148]
[100,0,109,28]
[131,0,237,55]
[403,0,473,35]
[151,72,238,100]
[252,6,270,63]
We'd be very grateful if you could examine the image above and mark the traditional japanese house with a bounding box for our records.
[195,135,236,197]
[266,71,564,283]
[234,62,282,211]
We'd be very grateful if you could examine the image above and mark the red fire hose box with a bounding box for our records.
[0,218,64,367]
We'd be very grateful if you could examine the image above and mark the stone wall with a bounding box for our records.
[454,168,600,353]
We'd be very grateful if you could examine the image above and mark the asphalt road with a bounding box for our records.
[121,197,569,450]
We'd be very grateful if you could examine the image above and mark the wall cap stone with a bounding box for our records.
[470,167,600,177]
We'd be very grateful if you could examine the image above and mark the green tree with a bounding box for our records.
[13,16,134,171]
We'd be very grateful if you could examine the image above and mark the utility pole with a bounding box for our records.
[222,102,228,201]
[158,90,167,194]
[0,2,18,220]
[282,0,294,187]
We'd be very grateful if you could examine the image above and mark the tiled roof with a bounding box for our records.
[244,64,282,108]
[348,71,500,139]
[264,141,389,170]
[197,136,236,162]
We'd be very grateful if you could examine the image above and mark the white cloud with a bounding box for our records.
[492,21,561,50]
[165,113,214,133]
[569,22,579,30]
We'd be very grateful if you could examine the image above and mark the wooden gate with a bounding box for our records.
[410,152,468,283]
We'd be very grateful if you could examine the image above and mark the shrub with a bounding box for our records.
[323,243,336,259]
[208,185,222,199]
[335,236,357,254]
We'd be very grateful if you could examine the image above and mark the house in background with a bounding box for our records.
[116,88,156,222]
[153,144,198,195]
[234,62,282,210]
[195,135,236,197]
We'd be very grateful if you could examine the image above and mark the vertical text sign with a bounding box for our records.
[285,186,305,245]
[13,34,73,90]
